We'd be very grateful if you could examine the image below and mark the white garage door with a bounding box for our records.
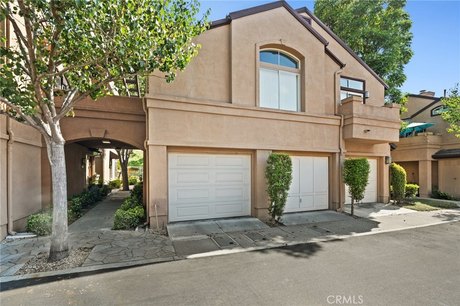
[285,156,329,213]
[168,153,251,222]
[345,158,377,204]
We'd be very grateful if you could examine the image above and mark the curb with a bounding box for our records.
[1,216,458,290]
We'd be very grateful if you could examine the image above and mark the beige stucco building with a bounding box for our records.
[1,2,402,239]
[145,2,400,226]
[392,91,460,198]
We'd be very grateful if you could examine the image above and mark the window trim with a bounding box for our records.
[340,75,366,103]
[431,105,447,117]
[258,48,301,112]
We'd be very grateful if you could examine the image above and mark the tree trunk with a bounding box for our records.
[116,149,132,191]
[48,139,69,261]
[351,198,354,216]
[121,164,129,191]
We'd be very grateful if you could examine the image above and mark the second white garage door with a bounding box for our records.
[285,156,329,213]
[168,153,251,222]
[345,158,378,204]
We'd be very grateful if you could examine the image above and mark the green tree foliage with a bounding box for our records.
[265,153,293,221]
[314,0,413,103]
[441,84,460,138]
[390,163,406,204]
[0,0,208,261]
[343,158,370,215]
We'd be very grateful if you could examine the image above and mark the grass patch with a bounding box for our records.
[403,199,459,211]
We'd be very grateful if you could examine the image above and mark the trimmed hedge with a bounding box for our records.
[390,163,406,204]
[26,213,52,236]
[405,184,419,198]
[113,206,145,230]
[113,182,145,230]
[265,153,293,221]
[431,188,455,200]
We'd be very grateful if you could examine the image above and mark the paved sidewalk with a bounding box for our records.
[1,202,459,284]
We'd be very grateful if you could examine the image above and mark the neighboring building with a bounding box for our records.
[392,91,460,198]
[145,2,400,225]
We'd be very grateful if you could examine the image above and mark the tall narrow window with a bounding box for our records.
[340,77,365,102]
[259,50,300,111]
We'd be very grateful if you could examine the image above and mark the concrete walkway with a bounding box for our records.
[69,190,129,232]
[1,202,459,284]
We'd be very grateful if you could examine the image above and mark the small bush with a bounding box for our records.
[68,198,83,218]
[26,213,52,236]
[108,179,122,189]
[390,163,406,204]
[131,182,143,203]
[405,184,419,198]
[128,176,138,186]
[431,188,454,200]
[100,185,110,197]
[113,206,145,230]
[265,153,293,221]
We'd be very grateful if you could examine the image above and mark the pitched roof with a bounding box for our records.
[402,97,441,120]
[295,7,389,88]
[209,1,386,87]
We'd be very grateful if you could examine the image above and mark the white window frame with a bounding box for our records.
[259,50,301,112]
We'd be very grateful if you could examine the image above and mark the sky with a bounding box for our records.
[199,0,460,98]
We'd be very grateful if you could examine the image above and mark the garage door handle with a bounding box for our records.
[299,198,302,203]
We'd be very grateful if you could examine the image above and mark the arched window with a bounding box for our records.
[259,50,300,111]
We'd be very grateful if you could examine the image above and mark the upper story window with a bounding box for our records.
[431,105,448,116]
[340,77,365,102]
[259,50,300,111]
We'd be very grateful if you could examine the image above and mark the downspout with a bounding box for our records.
[142,96,149,227]
[6,116,16,235]
[334,68,344,211]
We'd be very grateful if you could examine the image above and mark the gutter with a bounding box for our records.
[6,116,16,235]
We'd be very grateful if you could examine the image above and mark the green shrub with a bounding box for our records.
[113,206,145,230]
[68,198,83,218]
[120,197,138,210]
[100,185,110,197]
[108,179,122,189]
[26,213,52,236]
[405,184,419,198]
[390,163,406,204]
[131,182,143,203]
[431,188,454,200]
[343,158,370,215]
[265,153,293,221]
[128,176,138,186]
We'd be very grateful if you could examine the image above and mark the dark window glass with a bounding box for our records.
[260,51,278,65]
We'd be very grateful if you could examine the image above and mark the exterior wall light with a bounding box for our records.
[385,156,392,164]
[364,91,370,98]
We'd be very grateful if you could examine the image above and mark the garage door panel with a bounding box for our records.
[299,158,314,193]
[299,196,314,210]
[215,171,247,183]
[174,155,211,167]
[175,172,211,184]
[285,156,329,213]
[169,153,251,222]
[176,205,210,219]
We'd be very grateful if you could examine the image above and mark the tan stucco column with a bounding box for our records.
[331,153,341,210]
[254,150,271,221]
[148,145,167,229]
[378,157,390,203]
[418,160,432,197]
[102,149,110,184]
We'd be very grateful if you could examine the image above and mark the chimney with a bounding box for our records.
[419,90,435,97]
[419,89,434,97]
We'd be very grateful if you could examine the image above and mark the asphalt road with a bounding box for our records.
[1,222,459,306]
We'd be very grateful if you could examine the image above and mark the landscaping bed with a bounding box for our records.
[402,198,459,212]
[15,247,92,275]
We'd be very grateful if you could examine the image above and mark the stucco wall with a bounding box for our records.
[0,115,44,239]
[65,143,89,197]
[438,158,460,198]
